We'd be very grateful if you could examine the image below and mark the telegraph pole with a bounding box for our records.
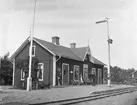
[96,18,113,87]
[27,0,37,91]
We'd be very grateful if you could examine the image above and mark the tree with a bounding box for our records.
[103,66,136,84]
[110,66,123,83]
[0,52,13,85]
[16,56,39,89]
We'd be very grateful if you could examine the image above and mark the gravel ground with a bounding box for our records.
[0,84,134,105]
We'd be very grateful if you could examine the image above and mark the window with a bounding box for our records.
[21,69,25,80]
[92,68,96,76]
[73,65,80,81]
[37,63,44,81]
[32,46,36,57]
[29,45,35,57]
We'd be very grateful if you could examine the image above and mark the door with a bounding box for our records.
[98,69,102,84]
[62,63,69,85]
[83,64,88,82]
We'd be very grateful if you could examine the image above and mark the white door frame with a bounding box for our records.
[62,63,69,85]
[73,65,80,81]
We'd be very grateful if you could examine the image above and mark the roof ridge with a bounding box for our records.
[34,37,83,61]
[34,37,88,49]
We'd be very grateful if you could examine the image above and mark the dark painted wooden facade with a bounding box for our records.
[14,41,53,88]
[55,54,104,86]
[13,40,104,89]
[56,57,83,85]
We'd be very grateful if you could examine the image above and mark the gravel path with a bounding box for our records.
[75,91,137,105]
[0,84,134,105]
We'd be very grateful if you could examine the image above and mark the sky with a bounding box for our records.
[0,0,137,69]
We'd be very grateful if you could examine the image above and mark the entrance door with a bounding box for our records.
[62,63,69,85]
[83,64,88,82]
[98,69,102,84]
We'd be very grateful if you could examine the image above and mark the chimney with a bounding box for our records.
[52,36,60,45]
[70,43,76,48]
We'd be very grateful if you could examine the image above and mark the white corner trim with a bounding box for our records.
[12,59,15,86]
[33,39,56,56]
[53,56,56,86]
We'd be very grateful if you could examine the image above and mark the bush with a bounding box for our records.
[70,80,80,85]
[38,82,50,89]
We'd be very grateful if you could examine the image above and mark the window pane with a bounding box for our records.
[37,63,44,81]
[32,46,35,56]
[92,68,96,75]
[39,69,42,79]
[21,69,25,80]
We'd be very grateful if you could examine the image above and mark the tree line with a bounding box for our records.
[103,66,136,84]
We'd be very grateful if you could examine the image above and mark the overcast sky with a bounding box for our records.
[0,0,137,69]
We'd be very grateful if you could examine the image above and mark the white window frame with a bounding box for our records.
[37,63,44,81]
[62,63,69,85]
[92,68,96,76]
[73,65,80,81]
[21,69,25,81]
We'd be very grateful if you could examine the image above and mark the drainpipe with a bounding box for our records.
[56,55,61,62]
[56,55,61,85]
[49,56,51,86]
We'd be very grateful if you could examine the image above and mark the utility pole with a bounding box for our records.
[96,17,113,87]
[27,0,37,91]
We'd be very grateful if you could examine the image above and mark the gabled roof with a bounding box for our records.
[92,57,106,66]
[70,47,88,60]
[10,37,105,66]
[34,37,82,61]
[10,37,30,60]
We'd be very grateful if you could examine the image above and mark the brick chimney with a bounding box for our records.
[70,43,76,48]
[52,36,60,45]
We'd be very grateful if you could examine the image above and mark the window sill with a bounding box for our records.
[21,79,25,81]
[38,79,43,81]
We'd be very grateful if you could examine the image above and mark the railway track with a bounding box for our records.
[30,86,137,105]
